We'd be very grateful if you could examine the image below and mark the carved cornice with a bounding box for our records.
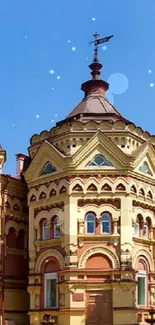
[35,237,64,249]
[5,247,28,258]
[34,202,64,217]
[133,200,155,212]
[78,198,121,209]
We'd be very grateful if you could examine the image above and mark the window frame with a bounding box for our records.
[85,214,96,235]
[44,272,58,309]
[136,270,147,307]
[54,217,61,238]
[87,154,113,167]
[42,220,50,241]
[101,213,111,234]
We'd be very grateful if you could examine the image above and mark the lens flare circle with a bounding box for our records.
[108,73,129,95]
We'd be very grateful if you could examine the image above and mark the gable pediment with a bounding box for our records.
[132,141,155,178]
[24,141,65,183]
[71,131,130,170]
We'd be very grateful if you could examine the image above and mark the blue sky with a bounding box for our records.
[0,0,155,175]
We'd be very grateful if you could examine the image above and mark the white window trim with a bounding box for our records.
[101,215,111,234]
[136,270,147,307]
[44,272,58,308]
[86,215,95,235]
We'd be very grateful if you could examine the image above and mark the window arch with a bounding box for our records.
[85,214,95,234]
[54,217,61,238]
[101,213,111,234]
[87,154,113,167]
[42,220,50,240]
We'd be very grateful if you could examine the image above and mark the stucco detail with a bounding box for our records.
[132,249,154,271]
[35,249,65,273]
[5,220,28,236]
[78,246,120,269]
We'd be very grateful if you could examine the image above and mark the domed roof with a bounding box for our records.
[66,93,125,123]
[57,34,130,126]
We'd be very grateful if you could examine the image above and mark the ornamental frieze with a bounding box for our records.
[34,201,64,217]
[29,177,70,191]
[133,200,155,212]
[5,215,28,224]
[78,198,121,209]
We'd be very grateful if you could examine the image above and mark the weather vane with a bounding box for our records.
[90,32,114,63]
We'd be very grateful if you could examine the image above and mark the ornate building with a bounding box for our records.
[2,38,155,325]
[0,152,29,325]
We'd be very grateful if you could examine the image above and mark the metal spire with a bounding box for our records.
[90,32,114,63]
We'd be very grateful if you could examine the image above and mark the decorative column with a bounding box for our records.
[36,227,41,240]
[35,293,40,309]
[150,287,155,307]
[78,218,84,235]
[113,217,119,235]
[150,226,154,240]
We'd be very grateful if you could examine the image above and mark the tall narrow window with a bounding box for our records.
[54,217,61,238]
[134,222,139,236]
[137,271,146,306]
[42,220,50,240]
[101,214,111,234]
[86,214,95,234]
[142,224,149,239]
[44,273,57,308]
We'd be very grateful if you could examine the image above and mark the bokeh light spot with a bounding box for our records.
[102,45,107,51]
[49,69,55,75]
[108,73,129,95]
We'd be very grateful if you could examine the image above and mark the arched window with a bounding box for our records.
[137,259,147,307]
[86,214,95,234]
[101,214,111,234]
[42,220,50,240]
[142,223,149,239]
[54,217,61,238]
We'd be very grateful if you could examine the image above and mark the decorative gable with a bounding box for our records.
[87,154,113,167]
[40,162,57,176]
[139,161,153,176]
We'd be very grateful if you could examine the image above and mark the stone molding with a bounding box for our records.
[132,248,154,271]
[78,246,120,269]
[35,248,65,273]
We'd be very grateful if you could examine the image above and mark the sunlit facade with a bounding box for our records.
[1,53,155,325]
[24,54,155,325]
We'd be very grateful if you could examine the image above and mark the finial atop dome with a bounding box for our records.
[89,32,114,80]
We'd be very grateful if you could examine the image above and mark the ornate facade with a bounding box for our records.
[0,152,29,325]
[23,52,155,325]
[2,48,155,325]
